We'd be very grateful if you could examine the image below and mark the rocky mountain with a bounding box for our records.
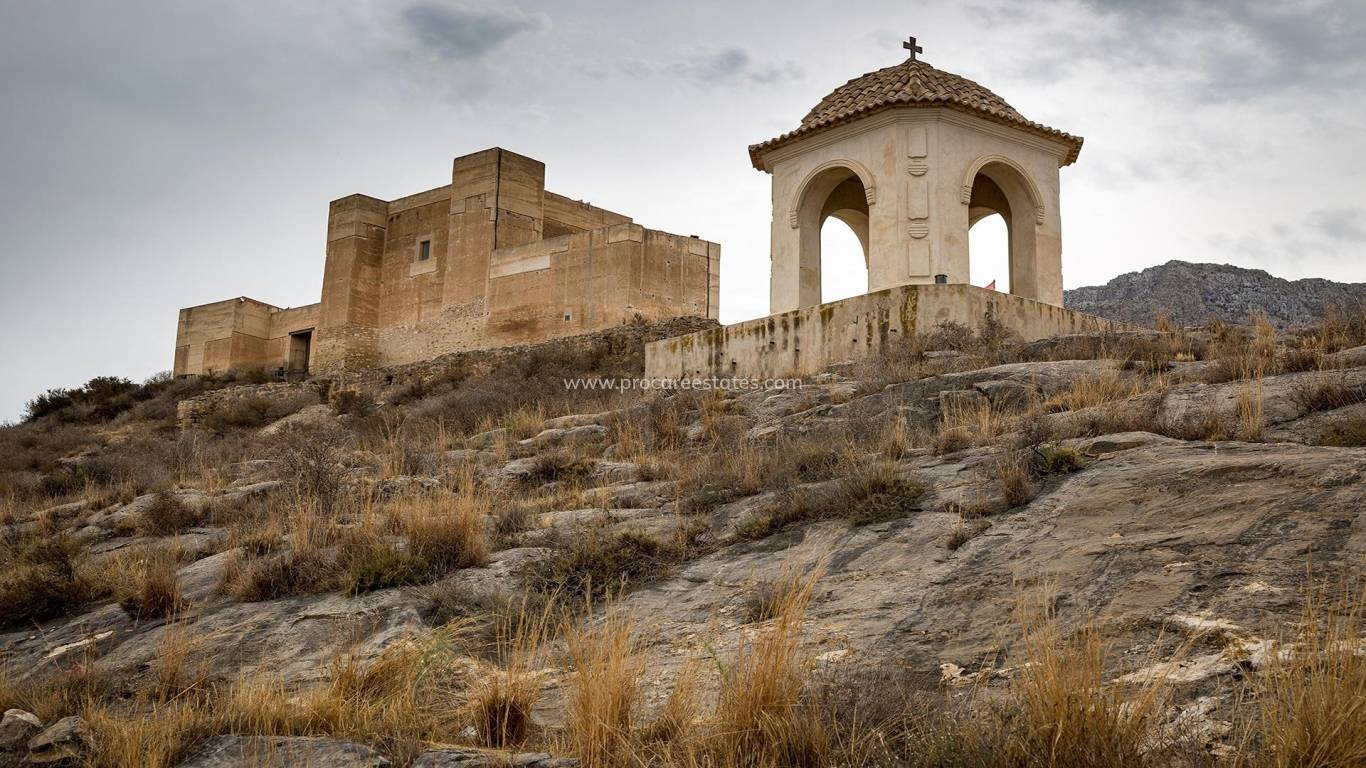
[1064,260,1366,327]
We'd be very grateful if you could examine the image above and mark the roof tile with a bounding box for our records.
[749,59,1082,169]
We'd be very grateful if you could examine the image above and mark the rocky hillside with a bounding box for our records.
[4,319,1366,767]
[1064,260,1366,327]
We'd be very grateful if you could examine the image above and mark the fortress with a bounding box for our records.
[173,148,719,377]
[174,39,1130,381]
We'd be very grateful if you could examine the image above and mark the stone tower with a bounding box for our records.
[749,39,1083,313]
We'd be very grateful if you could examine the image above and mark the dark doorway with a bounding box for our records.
[288,330,312,378]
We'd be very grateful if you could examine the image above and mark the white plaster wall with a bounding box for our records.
[760,108,1073,312]
[766,117,904,314]
[644,284,1140,380]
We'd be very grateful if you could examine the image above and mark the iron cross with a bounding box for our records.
[903,36,923,61]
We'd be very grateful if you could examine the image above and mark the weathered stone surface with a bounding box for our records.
[521,424,610,450]
[259,404,336,436]
[174,735,390,768]
[411,749,577,768]
[620,441,1366,692]
[27,716,93,765]
[0,710,41,753]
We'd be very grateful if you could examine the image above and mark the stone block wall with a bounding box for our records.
[176,147,720,378]
[645,284,1142,380]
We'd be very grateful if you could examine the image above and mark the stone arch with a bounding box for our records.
[789,161,875,308]
[961,156,1045,301]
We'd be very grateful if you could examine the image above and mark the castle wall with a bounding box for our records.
[178,147,719,377]
[174,298,320,376]
[644,284,1138,380]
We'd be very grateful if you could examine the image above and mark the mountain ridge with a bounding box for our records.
[1064,260,1366,327]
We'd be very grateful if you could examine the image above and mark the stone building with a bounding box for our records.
[174,148,720,377]
[646,40,1135,379]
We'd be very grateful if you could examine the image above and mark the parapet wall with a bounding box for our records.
[644,284,1141,380]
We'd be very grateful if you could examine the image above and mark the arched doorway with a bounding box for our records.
[821,215,868,303]
[968,212,1008,293]
[794,165,870,308]
[964,159,1042,300]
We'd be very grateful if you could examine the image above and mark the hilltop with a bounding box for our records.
[3,317,1366,766]
[1065,260,1366,327]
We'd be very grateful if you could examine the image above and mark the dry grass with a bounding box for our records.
[118,552,185,621]
[1006,590,1174,767]
[936,398,1007,454]
[0,532,94,627]
[1240,580,1366,768]
[993,449,1038,509]
[1237,377,1266,441]
[469,597,554,748]
[564,603,646,767]
[945,516,991,551]
[734,461,925,539]
[386,483,491,574]
[705,557,828,767]
[525,519,706,603]
[136,491,200,536]
[1042,370,1141,414]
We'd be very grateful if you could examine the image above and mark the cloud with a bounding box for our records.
[628,46,803,85]
[1213,207,1366,275]
[399,2,545,61]
[976,0,1366,103]
[1308,208,1366,244]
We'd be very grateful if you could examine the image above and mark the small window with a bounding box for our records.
[418,240,431,261]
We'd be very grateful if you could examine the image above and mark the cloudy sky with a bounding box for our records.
[1,0,1363,421]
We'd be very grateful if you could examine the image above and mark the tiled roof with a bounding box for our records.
[749,59,1083,169]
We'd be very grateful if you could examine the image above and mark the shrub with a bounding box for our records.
[220,547,338,602]
[526,522,704,603]
[1030,444,1086,475]
[1321,413,1366,447]
[119,557,184,620]
[329,388,374,417]
[388,492,491,575]
[0,534,90,627]
[525,449,596,486]
[736,462,926,538]
[24,389,76,422]
[1291,376,1366,414]
[202,391,317,432]
[269,424,348,511]
[339,539,430,596]
[841,462,927,525]
[137,492,200,536]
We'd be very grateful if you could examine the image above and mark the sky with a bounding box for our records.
[1,0,1364,422]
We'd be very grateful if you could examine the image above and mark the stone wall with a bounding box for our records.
[644,284,1143,380]
[175,381,327,429]
[175,147,719,378]
[174,298,320,377]
[338,315,718,395]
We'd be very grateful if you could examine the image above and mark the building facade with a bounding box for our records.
[174,147,721,377]
[645,41,1138,381]
[749,45,1082,313]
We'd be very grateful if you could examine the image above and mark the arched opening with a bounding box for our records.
[969,213,1009,293]
[795,166,870,308]
[821,216,867,303]
[965,160,1041,300]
